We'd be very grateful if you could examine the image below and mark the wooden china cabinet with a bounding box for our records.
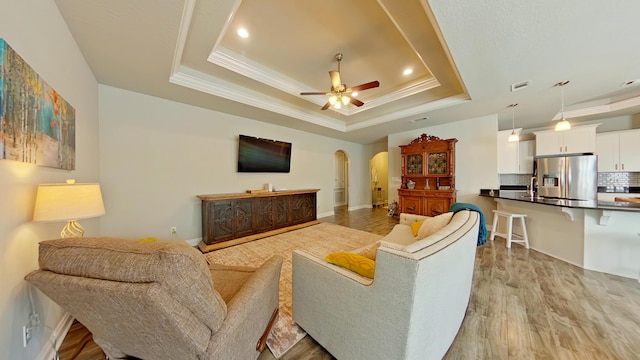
[398,134,457,217]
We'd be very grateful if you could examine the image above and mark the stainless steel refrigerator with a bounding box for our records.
[534,154,597,201]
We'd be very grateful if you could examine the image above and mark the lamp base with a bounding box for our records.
[61,220,85,238]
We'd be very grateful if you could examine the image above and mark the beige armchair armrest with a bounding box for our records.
[206,255,283,359]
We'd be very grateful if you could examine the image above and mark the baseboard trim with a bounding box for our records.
[184,237,201,247]
[36,312,74,360]
[348,204,372,211]
[317,210,334,218]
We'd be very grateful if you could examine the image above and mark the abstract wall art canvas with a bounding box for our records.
[0,38,75,170]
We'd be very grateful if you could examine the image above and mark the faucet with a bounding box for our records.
[529,176,536,196]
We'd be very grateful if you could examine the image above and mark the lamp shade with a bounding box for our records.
[33,183,105,222]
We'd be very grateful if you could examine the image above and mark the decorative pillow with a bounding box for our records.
[410,221,424,237]
[355,241,380,260]
[416,212,454,240]
[325,252,375,278]
[137,237,158,243]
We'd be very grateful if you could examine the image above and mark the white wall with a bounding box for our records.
[98,85,370,241]
[0,1,100,359]
[388,114,499,218]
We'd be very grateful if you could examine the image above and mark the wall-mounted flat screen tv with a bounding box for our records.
[237,135,292,173]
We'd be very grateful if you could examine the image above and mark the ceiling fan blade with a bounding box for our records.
[321,101,331,110]
[300,92,328,95]
[348,80,380,93]
[349,97,364,107]
[329,71,342,91]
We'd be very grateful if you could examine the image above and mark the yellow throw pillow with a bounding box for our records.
[325,252,375,279]
[356,241,380,260]
[410,221,424,237]
[137,237,158,243]
[416,212,454,240]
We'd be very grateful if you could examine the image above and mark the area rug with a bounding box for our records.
[204,222,383,358]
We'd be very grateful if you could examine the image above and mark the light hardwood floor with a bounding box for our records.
[60,206,640,360]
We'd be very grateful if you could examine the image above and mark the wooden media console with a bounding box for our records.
[197,189,320,253]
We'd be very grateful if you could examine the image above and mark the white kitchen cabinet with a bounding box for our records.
[534,124,598,156]
[497,130,534,174]
[596,129,640,172]
[519,140,535,173]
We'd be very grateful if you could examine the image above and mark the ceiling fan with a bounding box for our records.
[300,53,380,110]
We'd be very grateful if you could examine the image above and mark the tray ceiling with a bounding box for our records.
[55,0,640,143]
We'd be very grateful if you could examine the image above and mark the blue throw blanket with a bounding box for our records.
[448,202,487,246]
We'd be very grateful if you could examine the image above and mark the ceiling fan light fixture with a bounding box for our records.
[554,81,571,131]
[299,53,379,111]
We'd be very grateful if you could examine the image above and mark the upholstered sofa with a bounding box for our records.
[25,237,282,360]
[292,210,479,360]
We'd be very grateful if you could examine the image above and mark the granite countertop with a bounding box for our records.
[479,189,640,212]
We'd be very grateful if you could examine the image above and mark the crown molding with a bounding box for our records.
[346,94,470,131]
[552,95,640,120]
[169,68,346,132]
[170,0,196,76]
[208,47,441,116]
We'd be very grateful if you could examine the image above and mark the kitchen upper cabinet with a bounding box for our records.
[534,124,599,156]
[596,129,640,172]
[497,130,534,174]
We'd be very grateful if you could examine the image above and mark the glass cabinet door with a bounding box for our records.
[427,152,448,175]
[406,154,423,175]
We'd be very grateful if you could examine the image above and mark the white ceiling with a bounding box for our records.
[54,0,640,144]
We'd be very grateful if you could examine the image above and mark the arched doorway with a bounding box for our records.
[370,152,388,207]
[334,150,349,207]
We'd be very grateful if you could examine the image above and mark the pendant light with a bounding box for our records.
[554,80,571,131]
[508,103,519,142]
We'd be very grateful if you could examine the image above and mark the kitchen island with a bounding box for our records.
[481,190,640,280]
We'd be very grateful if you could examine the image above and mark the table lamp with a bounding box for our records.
[33,179,105,238]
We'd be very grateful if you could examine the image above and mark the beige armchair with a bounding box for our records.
[292,210,479,360]
[25,237,282,360]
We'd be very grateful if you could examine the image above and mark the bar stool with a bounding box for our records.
[490,210,529,249]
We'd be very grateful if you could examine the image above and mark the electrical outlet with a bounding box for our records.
[23,325,31,347]
[170,226,177,235]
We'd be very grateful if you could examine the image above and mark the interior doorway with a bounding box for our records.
[370,152,389,207]
[334,150,349,207]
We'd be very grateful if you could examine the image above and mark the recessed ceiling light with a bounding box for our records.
[237,28,249,38]
[403,68,413,76]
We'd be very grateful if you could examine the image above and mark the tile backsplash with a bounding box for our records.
[500,172,640,188]
[499,174,533,186]
[598,172,640,187]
